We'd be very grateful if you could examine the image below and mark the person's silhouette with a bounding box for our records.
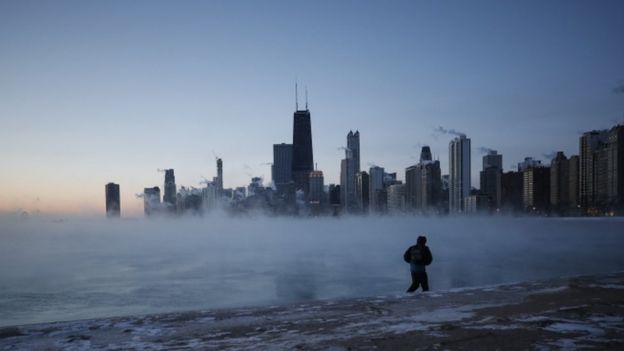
[403,235,433,293]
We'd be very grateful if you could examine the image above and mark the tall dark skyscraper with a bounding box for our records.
[163,169,177,211]
[216,158,223,195]
[579,130,608,209]
[480,150,503,210]
[341,131,359,211]
[291,107,314,194]
[449,135,471,213]
[272,143,293,185]
[420,146,432,163]
[347,130,360,173]
[105,182,120,217]
[550,151,570,213]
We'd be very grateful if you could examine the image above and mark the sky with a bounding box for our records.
[1,0,623,216]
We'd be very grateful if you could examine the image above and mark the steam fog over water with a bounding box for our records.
[1,216,623,327]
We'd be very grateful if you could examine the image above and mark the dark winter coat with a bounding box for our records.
[403,245,433,266]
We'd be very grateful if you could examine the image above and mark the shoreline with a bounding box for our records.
[1,273,624,350]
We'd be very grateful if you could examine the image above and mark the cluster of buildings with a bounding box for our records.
[104,91,624,218]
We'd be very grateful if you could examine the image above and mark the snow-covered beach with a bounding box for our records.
[2,272,623,350]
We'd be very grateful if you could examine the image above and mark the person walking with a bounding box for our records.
[403,235,433,293]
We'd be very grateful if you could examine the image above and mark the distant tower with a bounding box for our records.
[405,146,442,213]
[291,86,314,194]
[480,150,503,210]
[217,158,223,194]
[550,151,575,215]
[341,131,359,212]
[308,170,325,205]
[143,186,161,216]
[347,131,360,173]
[420,146,432,163]
[369,166,385,212]
[105,183,120,217]
[449,135,471,213]
[273,143,293,185]
[163,169,177,211]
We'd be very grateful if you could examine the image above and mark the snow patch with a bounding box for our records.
[545,322,604,336]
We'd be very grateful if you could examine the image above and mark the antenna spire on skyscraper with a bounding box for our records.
[295,80,299,110]
[305,86,308,110]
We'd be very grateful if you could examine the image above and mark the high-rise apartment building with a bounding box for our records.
[523,166,550,213]
[579,130,608,209]
[502,171,523,212]
[480,150,502,210]
[568,155,580,209]
[605,125,624,210]
[550,152,570,212]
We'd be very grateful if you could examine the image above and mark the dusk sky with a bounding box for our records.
[1,0,623,216]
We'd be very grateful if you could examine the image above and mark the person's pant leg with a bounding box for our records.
[407,271,420,292]
[420,272,429,291]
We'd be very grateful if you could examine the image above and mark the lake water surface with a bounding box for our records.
[1,216,623,326]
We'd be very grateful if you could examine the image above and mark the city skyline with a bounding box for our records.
[1,0,624,215]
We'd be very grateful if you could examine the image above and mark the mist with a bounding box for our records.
[1,215,623,327]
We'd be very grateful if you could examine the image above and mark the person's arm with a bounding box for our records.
[403,247,412,263]
[424,247,433,265]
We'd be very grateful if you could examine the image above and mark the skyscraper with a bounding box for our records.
[216,158,223,195]
[272,143,293,185]
[605,125,624,211]
[480,150,502,210]
[163,169,177,211]
[347,130,360,173]
[550,152,570,213]
[143,186,161,216]
[369,166,385,212]
[292,108,314,194]
[420,146,432,163]
[523,165,550,213]
[308,170,324,206]
[449,134,471,213]
[387,183,405,213]
[405,165,419,210]
[568,155,580,209]
[579,130,608,209]
[501,171,523,213]
[340,131,358,212]
[105,182,120,217]
[518,157,542,172]
[406,146,442,213]
[355,171,370,212]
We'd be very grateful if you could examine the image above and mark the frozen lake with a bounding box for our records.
[1,215,623,327]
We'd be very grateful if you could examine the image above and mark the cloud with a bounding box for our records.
[542,152,557,160]
[613,83,624,94]
[433,126,465,137]
[478,147,496,154]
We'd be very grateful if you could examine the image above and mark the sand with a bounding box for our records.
[1,272,623,350]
